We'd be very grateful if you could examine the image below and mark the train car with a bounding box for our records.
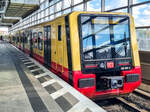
[11,11,141,99]
[12,31,21,49]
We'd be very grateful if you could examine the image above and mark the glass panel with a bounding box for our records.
[45,0,49,8]
[56,12,61,17]
[132,4,150,26]
[133,0,150,4]
[50,5,54,14]
[50,15,54,20]
[64,8,71,14]
[112,8,127,13]
[105,0,127,10]
[64,0,71,9]
[33,32,38,48]
[46,8,49,16]
[40,3,45,10]
[136,28,150,51]
[74,4,84,11]
[74,0,83,5]
[56,2,62,12]
[40,0,44,3]
[80,15,131,60]
[49,0,54,6]
[38,32,43,50]
[87,0,101,11]
[58,25,62,41]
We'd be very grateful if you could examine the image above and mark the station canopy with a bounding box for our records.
[0,0,39,26]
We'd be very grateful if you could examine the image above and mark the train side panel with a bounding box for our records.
[50,17,69,82]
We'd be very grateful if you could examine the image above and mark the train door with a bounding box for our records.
[56,24,63,73]
[44,26,51,68]
[30,31,33,57]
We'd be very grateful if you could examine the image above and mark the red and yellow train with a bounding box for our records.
[10,11,141,99]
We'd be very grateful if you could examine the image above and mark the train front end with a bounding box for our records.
[69,12,141,99]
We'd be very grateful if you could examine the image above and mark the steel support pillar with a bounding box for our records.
[128,0,133,14]
[101,0,105,12]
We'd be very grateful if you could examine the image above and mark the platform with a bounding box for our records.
[0,41,106,112]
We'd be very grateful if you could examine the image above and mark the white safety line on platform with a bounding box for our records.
[50,88,67,99]
[35,73,48,78]
[22,59,30,62]
[42,79,56,87]
[27,64,37,68]
[24,61,34,65]
[30,68,42,72]
[67,102,87,112]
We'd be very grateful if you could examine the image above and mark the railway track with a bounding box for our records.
[96,89,150,112]
[116,97,148,112]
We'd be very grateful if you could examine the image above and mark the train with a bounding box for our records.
[9,11,141,99]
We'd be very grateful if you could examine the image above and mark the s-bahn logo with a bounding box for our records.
[107,61,114,69]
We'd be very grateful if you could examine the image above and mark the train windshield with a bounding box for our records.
[80,15,131,61]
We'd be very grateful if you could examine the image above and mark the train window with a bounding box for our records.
[17,37,19,43]
[26,32,30,45]
[25,36,28,44]
[38,32,43,50]
[33,32,38,48]
[23,32,27,43]
[26,33,29,44]
[58,25,62,41]
[80,15,131,60]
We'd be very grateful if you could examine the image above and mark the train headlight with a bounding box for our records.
[78,78,95,88]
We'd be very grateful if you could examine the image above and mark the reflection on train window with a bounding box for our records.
[38,32,43,50]
[33,32,38,48]
[26,31,30,45]
[17,37,19,43]
[25,32,29,44]
[80,15,131,60]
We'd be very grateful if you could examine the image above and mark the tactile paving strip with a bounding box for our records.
[13,46,106,112]
[38,75,52,83]
[32,69,45,76]
[28,65,40,70]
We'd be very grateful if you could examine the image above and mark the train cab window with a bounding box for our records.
[80,15,131,60]
[58,25,62,41]
[38,32,43,50]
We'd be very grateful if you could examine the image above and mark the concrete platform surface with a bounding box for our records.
[0,41,106,112]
